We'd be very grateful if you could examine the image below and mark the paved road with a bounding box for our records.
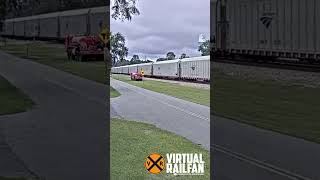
[111,78,320,180]
[111,79,210,150]
[0,51,109,180]
[0,131,34,178]
[213,116,320,180]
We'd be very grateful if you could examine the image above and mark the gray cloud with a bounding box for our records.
[111,0,210,60]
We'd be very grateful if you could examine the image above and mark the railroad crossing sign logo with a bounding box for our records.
[99,27,110,44]
[144,153,165,174]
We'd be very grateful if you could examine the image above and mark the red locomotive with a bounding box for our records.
[65,35,106,61]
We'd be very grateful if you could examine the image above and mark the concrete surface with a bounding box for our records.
[0,51,109,180]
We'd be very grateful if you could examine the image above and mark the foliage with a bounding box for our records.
[110,32,129,66]
[111,0,140,21]
[198,39,210,56]
[166,51,176,60]
[180,53,189,59]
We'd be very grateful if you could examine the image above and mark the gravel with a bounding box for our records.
[143,77,210,89]
[214,62,320,88]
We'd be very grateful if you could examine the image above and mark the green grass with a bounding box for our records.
[0,75,34,115]
[212,69,320,143]
[111,118,210,180]
[1,42,107,84]
[2,42,121,99]
[110,86,120,98]
[111,74,210,106]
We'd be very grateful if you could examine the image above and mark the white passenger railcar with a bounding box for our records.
[128,64,138,74]
[59,9,89,38]
[38,12,60,39]
[180,56,210,80]
[89,7,109,36]
[113,67,122,74]
[13,17,26,37]
[120,65,129,74]
[1,6,109,40]
[2,20,14,36]
[152,59,180,78]
[137,63,153,76]
[111,56,211,81]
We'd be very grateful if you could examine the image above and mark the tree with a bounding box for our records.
[156,58,166,62]
[3,0,40,17]
[166,52,176,60]
[110,32,129,66]
[131,54,140,61]
[131,54,145,64]
[180,53,189,59]
[198,40,210,56]
[111,0,140,21]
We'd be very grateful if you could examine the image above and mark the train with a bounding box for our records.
[0,6,109,41]
[213,0,320,62]
[111,56,210,81]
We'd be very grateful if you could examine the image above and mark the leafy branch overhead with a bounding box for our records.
[1,0,139,21]
[111,0,140,21]
[0,0,40,18]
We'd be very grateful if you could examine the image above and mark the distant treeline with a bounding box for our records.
[114,59,153,67]
[4,0,109,19]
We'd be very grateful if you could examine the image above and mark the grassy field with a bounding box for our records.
[112,70,320,144]
[111,118,210,180]
[1,42,107,84]
[213,69,320,143]
[110,86,120,98]
[111,74,210,106]
[0,75,34,115]
[1,41,121,98]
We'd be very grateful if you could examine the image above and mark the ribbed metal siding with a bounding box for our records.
[60,15,88,37]
[4,22,14,36]
[128,65,138,74]
[152,61,180,78]
[121,67,129,74]
[217,0,320,57]
[14,21,25,37]
[39,17,59,38]
[180,58,210,80]
[137,63,153,76]
[25,20,39,38]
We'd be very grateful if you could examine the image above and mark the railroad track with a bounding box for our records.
[214,57,320,73]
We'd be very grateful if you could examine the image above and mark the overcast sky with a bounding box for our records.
[111,0,210,61]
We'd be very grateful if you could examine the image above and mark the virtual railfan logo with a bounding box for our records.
[145,153,205,176]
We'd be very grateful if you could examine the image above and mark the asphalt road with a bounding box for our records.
[110,79,210,150]
[213,115,320,180]
[111,78,320,180]
[0,51,109,180]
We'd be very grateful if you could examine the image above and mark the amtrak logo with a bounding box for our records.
[260,16,273,29]
[191,66,196,71]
